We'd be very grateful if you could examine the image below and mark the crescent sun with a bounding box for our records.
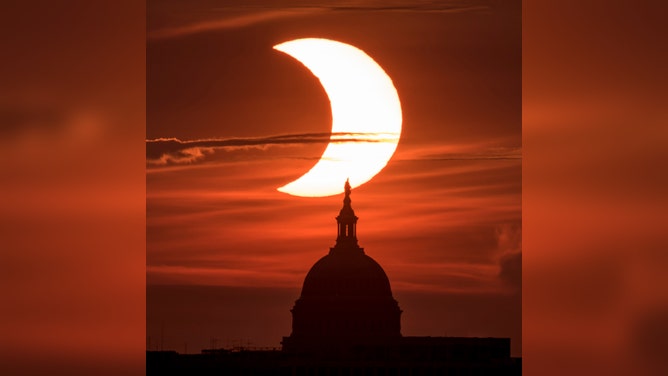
[273,38,402,197]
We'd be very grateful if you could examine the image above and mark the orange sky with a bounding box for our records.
[147,0,521,355]
[4,1,666,374]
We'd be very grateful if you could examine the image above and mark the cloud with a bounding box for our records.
[495,224,522,291]
[395,138,521,162]
[147,2,489,40]
[148,9,325,40]
[146,132,399,166]
[406,148,522,162]
[147,133,521,167]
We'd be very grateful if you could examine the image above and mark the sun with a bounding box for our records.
[273,38,402,197]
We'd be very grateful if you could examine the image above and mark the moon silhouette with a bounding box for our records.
[273,38,402,197]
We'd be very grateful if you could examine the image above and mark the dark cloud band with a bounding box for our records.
[146,132,398,165]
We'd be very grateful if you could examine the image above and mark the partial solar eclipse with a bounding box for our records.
[273,38,402,197]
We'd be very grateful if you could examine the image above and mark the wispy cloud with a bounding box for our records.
[147,133,520,167]
[395,140,521,162]
[148,9,325,40]
[146,132,399,166]
[148,2,488,40]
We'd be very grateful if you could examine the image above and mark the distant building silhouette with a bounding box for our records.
[283,179,402,356]
[147,181,521,375]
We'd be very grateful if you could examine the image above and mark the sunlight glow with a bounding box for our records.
[274,38,402,197]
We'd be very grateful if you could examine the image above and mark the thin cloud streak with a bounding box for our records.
[146,132,400,166]
[148,3,488,40]
[146,134,521,167]
[394,139,521,162]
[148,9,325,40]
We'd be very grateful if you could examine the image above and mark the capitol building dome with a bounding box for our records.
[300,248,393,299]
[282,181,402,355]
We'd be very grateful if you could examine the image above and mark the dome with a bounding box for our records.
[301,249,393,298]
[282,181,402,355]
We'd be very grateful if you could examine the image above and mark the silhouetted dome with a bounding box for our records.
[301,250,393,298]
[283,181,402,355]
